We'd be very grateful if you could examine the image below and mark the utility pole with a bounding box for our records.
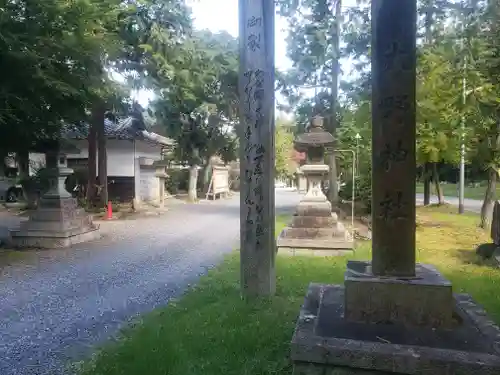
[459,57,467,214]
[355,132,361,177]
[238,0,276,297]
[459,1,467,214]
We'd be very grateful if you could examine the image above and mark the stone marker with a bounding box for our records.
[343,0,454,328]
[289,1,500,374]
[371,0,416,278]
[10,151,100,248]
[238,0,276,296]
[277,115,353,255]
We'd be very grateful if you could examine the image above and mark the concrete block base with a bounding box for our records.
[278,247,355,257]
[291,283,500,375]
[10,227,101,249]
[344,261,454,328]
[9,194,102,249]
[294,363,394,374]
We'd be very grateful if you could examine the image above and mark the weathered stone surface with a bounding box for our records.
[10,167,100,249]
[291,216,338,228]
[294,116,335,152]
[9,228,100,248]
[20,215,93,232]
[294,363,395,375]
[238,0,276,297]
[296,201,333,217]
[370,0,417,277]
[278,248,354,257]
[278,238,353,250]
[29,206,88,222]
[291,283,500,375]
[344,261,454,328]
[278,117,353,253]
[282,227,345,240]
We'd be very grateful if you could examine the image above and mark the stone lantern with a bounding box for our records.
[10,143,101,248]
[295,115,334,203]
[277,115,353,255]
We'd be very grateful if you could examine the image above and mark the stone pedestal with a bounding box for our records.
[296,171,307,193]
[278,164,353,254]
[345,261,454,328]
[10,166,100,248]
[291,283,500,375]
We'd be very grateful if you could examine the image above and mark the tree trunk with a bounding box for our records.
[328,154,339,205]
[423,162,431,205]
[327,0,342,207]
[202,157,214,194]
[481,115,500,228]
[432,163,444,205]
[422,3,433,208]
[95,103,107,206]
[188,165,199,202]
[16,150,30,179]
[87,113,98,204]
[480,167,497,229]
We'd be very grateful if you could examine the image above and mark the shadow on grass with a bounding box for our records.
[453,247,499,269]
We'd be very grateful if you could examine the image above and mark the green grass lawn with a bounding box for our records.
[415,182,500,200]
[77,208,500,375]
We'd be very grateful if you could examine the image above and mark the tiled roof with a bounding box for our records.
[63,117,174,146]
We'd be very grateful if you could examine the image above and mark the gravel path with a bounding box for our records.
[0,191,301,375]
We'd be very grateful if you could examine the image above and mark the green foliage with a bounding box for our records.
[279,0,500,205]
[339,173,372,213]
[65,168,89,198]
[19,167,57,205]
[148,29,239,167]
[416,40,463,165]
[165,169,190,194]
[0,0,125,151]
[0,0,194,156]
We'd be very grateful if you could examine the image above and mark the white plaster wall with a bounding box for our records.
[65,139,163,177]
[139,168,159,202]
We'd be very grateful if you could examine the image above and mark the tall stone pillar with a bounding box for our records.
[238,0,276,296]
[289,2,500,374]
[371,0,416,277]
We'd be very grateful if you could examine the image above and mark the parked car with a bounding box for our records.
[0,178,23,202]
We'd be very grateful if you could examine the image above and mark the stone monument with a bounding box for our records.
[10,150,101,248]
[277,115,353,255]
[238,0,276,296]
[290,1,500,374]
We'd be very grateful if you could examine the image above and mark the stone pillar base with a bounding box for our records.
[10,196,100,249]
[290,283,500,375]
[344,260,454,328]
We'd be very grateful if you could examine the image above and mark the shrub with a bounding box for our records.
[19,167,57,208]
[339,169,372,214]
[19,168,55,194]
[65,167,88,199]
[165,169,190,194]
